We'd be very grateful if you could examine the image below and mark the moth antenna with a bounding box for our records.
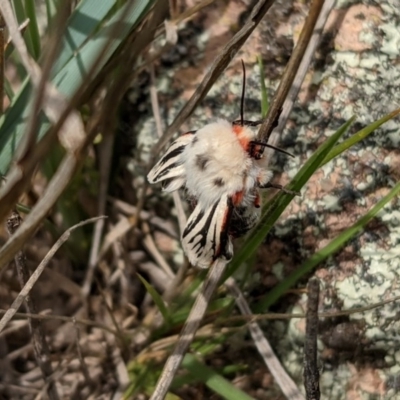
[250,140,295,158]
[240,59,246,126]
[232,119,264,127]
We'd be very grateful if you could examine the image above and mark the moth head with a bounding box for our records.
[231,60,294,160]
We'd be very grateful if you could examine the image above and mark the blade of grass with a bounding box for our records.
[257,56,269,117]
[24,0,41,59]
[137,274,172,326]
[322,107,400,166]
[44,0,60,27]
[0,0,152,174]
[181,354,255,400]
[50,0,125,74]
[225,117,356,279]
[253,178,400,312]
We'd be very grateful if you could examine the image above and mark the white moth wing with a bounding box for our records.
[182,194,233,269]
[181,120,253,208]
[147,132,196,190]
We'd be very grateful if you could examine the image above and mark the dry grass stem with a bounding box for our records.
[142,222,176,279]
[0,309,119,336]
[150,259,228,400]
[6,211,59,400]
[0,11,4,115]
[226,278,305,400]
[0,2,154,270]
[0,216,106,333]
[154,0,277,155]
[303,279,320,400]
[258,0,325,144]
[265,0,336,162]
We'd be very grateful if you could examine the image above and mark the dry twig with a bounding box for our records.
[0,216,106,333]
[264,0,336,163]
[258,0,325,144]
[226,278,305,400]
[304,279,320,400]
[6,210,59,400]
[153,0,277,155]
[150,258,228,400]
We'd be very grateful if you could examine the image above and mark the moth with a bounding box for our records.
[147,62,292,269]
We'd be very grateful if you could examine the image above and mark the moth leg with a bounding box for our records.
[259,181,300,196]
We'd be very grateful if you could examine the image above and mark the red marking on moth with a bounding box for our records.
[232,125,250,151]
[232,190,244,206]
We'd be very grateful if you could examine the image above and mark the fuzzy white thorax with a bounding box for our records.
[181,119,271,209]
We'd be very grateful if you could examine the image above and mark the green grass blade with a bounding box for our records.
[257,56,269,117]
[4,78,14,100]
[11,0,39,59]
[0,0,155,174]
[44,0,61,27]
[137,274,172,325]
[225,117,356,279]
[50,0,123,74]
[253,178,400,312]
[181,354,255,400]
[24,0,41,59]
[51,0,154,96]
[322,108,400,166]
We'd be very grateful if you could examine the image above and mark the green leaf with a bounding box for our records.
[24,0,41,59]
[137,274,172,325]
[225,117,356,280]
[322,108,400,166]
[181,354,255,400]
[257,56,269,117]
[44,0,61,26]
[50,0,124,74]
[253,178,400,312]
[0,0,156,174]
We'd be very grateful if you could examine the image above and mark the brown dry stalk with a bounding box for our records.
[81,1,170,299]
[226,278,305,400]
[304,279,321,400]
[258,0,325,144]
[0,10,4,115]
[6,210,60,400]
[150,258,228,400]
[153,0,277,156]
[0,216,106,334]
[264,0,336,163]
[0,1,162,272]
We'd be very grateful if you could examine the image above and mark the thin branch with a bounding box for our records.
[0,0,85,152]
[304,279,320,400]
[17,3,71,162]
[226,278,305,400]
[153,0,277,156]
[6,211,59,400]
[148,64,187,234]
[150,259,228,400]
[264,0,336,164]
[0,2,163,270]
[72,317,93,386]
[142,222,175,279]
[148,63,188,304]
[258,0,325,144]
[0,11,4,114]
[0,216,105,333]
[0,309,119,336]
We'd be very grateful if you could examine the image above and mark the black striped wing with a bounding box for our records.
[147,132,196,192]
[181,194,234,268]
